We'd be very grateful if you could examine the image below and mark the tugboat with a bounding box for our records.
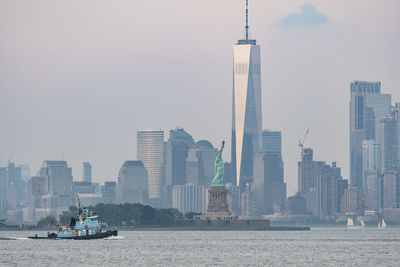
[29,195,117,240]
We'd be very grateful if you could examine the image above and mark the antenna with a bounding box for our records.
[245,0,249,42]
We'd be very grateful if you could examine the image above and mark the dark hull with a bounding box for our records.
[28,230,118,240]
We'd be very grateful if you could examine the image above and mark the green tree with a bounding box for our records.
[37,216,57,228]
[59,206,78,225]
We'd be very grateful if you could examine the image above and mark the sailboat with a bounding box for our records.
[378,218,387,229]
[347,217,365,230]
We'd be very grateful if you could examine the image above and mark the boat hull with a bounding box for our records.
[28,230,118,240]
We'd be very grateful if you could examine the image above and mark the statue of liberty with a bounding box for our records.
[211,141,225,186]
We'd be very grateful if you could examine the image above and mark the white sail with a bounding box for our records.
[347,218,354,227]
[382,219,386,228]
[360,220,365,228]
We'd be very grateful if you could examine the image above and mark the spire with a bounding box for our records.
[245,0,249,42]
[237,0,256,45]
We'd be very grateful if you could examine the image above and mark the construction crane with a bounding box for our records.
[298,129,310,150]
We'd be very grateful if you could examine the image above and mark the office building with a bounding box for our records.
[383,172,400,208]
[231,1,263,187]
[186,140,218,186]
[362,140,381,183]
[253,143,286,215]
[39,160,73,196]
[286,194,307,215]
[17,164,30,181]
[101,181,117,204]
[0,168,7,216]
[350,81,391,190]
[83,162,92,183]
[30,176,46,209]
[363,171,383,210]
[380,117,398,172]
[226,183,241,215]
[172,184,207,214]
[137,130,165,201]
[117,161,148,204]
[263,130,281,153]
[165,128,195,186]
[164,128,195,207]
[72,181,96,194]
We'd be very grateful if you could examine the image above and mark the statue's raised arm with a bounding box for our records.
[211,141,225,186]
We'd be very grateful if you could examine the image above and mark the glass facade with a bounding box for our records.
[231,43,262,187]
[137,130,164,199]
[349,81,391,190]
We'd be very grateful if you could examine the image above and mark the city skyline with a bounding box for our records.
[1,1,400,195]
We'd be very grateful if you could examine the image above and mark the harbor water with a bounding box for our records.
[1,227,400,266]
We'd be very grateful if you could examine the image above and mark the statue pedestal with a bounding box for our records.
[195,186,235,221]
[207,186,229,212]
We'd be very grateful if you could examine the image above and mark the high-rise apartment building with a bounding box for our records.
[298,148,325,215]
[350,81,391,190]
[137,130,165,201]
[231,1,262,187]
[317,162,344,220]
[82,162,92,183]
[117,161,148,204]
[341,186,363,215]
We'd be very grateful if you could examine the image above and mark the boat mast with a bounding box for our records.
[77,194,82,214]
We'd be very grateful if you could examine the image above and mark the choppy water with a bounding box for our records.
[1,228,400,266]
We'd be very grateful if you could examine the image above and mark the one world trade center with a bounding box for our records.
[231,0,263,187]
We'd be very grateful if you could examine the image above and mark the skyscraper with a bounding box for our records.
[232,0,262,187]
[39,160,73,196]
[82,162,92,183]
[165,128,195,187]
[298,148,325,215]
[186,140,218,186]
[350,81,391,190]
[101,181,117,204]
[380,117,398,172]
[137,130,165,201]
[117,161,148,204]
[253,130,286,215]
[263,130,281,153]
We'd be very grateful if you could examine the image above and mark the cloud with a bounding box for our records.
[275,4,328,28]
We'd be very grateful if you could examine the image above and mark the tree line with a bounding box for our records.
[37,203,201,227]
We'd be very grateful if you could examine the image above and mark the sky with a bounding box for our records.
[1,0,399,195]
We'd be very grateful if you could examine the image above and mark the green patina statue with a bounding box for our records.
[211,141,225,186]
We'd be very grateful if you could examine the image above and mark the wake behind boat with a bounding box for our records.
[29,195,117,240]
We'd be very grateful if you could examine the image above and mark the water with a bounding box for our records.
[1,228,400,266]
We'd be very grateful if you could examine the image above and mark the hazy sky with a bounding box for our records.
[1,0,399,195]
